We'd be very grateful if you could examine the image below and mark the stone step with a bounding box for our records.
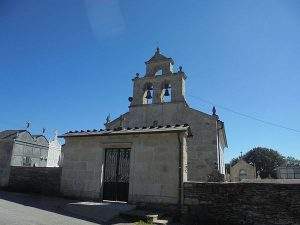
[120,209,169,224]
[153,218,168,225]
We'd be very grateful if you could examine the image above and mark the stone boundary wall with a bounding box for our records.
[8,166,62,196]
[183,182,300,225]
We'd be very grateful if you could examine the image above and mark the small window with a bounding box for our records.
[155,69,162,76]
[22,156,31,167]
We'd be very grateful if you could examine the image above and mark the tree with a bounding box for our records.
[285,156,300,166]
[230,147,285,179]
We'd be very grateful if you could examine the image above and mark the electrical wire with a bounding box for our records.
[188,94,300,133]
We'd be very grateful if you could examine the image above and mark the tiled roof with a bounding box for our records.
[60,124,192,138]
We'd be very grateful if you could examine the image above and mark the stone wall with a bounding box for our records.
[183,182,300,225]
[8,166,62,196]
[11,131,49,167]
[0,142,13,187]
[60,136,103,200]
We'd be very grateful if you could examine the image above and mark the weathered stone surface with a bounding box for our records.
[183,182,300,225]
[106,49,227,181]
[10,131,48,167]
[7,166,62,196]
[0,142,13,187]
[61,132,188,204]
[230,159,256,182]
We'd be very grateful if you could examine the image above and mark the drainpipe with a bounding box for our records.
[177,132,184,209]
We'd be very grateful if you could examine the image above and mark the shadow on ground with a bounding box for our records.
[0,190,135,224]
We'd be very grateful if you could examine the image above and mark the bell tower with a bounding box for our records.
[130,48,187,107]
[106,48,227,182]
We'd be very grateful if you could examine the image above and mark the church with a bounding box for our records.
[106,48,227,180]
[60,49,227,204]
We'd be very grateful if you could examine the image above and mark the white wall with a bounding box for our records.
[47,136,62,167]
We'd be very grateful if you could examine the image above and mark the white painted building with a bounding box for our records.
[47,133,62,167]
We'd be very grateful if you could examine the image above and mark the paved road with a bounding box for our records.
[0,191,133,225]
[0,197,98,225]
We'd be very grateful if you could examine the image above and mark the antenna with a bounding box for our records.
[42,128,46,134]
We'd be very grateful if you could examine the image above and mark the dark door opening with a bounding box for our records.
[103,148,130,202]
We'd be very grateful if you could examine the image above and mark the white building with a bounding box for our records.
[47,133,62,167]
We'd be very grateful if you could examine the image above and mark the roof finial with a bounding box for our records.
[54,130,58,138]
[25,121,31,130]
[104,114,111,129]
[106,114,111,124]
[212,106,217,116]
[156,47,160,54]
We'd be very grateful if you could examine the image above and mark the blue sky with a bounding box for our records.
[0,0,300,162]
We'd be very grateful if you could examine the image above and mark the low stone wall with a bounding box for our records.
[8,166,62,196]
[183,182,300,225]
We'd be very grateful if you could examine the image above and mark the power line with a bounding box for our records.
[187,94,300,133]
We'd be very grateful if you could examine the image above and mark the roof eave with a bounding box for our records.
[59,126,192,139]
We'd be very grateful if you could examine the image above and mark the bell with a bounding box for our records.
[164,88,170,96]
[145,90,152,99]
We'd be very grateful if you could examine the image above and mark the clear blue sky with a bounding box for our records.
[1,0,300,162]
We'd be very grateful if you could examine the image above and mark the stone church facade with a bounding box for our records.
[59,49,227,204]
[106,48,227,181]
